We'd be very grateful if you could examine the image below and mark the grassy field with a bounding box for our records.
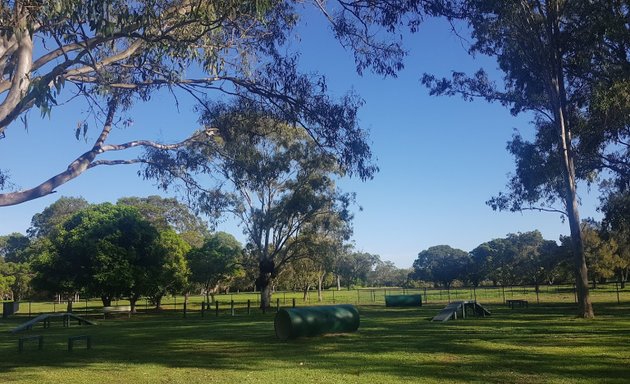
[1,300,629,384]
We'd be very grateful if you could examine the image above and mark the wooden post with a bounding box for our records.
[247,300,251,315]
[230,300,234,316]
[215,301,219,317]
[201,302,205,318]
[292,298,296,308]
[276,298,280,313]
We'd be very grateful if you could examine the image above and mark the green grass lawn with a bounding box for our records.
[1,301,629,384]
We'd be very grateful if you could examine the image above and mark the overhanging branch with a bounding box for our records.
[0,110,216,206]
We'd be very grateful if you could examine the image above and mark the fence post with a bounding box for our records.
[215,301,219,317]
[292,298,296,308]
[357,289,360,304]
[201,302,205,318]
[230,300,234,316]
[247,300,251,315]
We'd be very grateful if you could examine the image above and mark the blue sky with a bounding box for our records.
[0,12,601,267]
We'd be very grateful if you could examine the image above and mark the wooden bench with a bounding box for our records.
[103,306,131,319]
[506,299,528,309]
[18,335,43,352]
[68,335,91,351]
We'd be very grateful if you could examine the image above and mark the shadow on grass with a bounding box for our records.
[1,302,629,383]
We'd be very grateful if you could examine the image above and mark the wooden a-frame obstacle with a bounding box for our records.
[431,301,490,322]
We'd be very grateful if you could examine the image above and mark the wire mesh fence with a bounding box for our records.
[2,282,628,318]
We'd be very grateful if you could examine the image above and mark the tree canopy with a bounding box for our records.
[154,104,355,307]
[187,231,243,304]
[32,203,160,309]
[0,0,447,206]
[412,245,469,288]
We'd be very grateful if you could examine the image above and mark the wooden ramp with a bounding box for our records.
[431,301,490,322]
[10,313,96,333]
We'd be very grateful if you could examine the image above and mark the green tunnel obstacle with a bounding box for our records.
[274,304,360,340]
[384,294,422,307]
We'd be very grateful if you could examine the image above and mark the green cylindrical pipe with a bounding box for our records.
[274,304,360,340]
[385,294,422,307]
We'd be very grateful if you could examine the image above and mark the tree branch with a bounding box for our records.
[0,100,215,206]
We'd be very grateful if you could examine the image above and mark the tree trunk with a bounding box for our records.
[66,299,73,313]
[547,11,594,319]
[130,294,140,313]
[256,258,274,309]
[205,289,211,305]
[619,269,627,289]
[337,275,341,291]
[303,284,310,302]
[101,296,112,307]
[154,294,163,310]
[317,273,324,302]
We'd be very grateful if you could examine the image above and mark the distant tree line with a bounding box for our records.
[411,215,630,292]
